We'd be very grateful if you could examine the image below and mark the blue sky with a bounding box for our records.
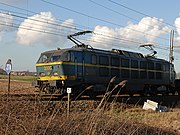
[1,0,180,72]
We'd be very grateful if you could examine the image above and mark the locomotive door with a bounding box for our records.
[74,51,84,80]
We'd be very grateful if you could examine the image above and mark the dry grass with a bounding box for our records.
[0,99,179,135]
[0,79,179,134]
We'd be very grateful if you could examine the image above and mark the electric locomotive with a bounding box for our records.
[33,31,176,97]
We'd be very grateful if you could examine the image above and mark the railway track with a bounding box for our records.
[0,93,179,107]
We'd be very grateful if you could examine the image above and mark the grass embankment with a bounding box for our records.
[0,74,36,82]
[0,100,179,135]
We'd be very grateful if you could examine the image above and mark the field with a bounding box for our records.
[0,75,180,134]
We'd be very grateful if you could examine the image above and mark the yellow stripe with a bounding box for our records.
[36,62,62,66]
[38,75,76,81]
[38,75,66,81]
[36,61,164,72]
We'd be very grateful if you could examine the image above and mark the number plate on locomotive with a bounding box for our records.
[44,66,52,70]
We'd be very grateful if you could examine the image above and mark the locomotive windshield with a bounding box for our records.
[37,51,70,63]
[37,53,52,63]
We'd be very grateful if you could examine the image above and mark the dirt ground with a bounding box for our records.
[0,80,37,94]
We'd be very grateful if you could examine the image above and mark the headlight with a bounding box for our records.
[39,72,45,76]
[53,72,59,76]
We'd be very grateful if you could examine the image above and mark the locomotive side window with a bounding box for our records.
[131,60,139,79]
[111,57,119,66]
[140,61,147,69]
[91,54,97,64]
[155,63,162,70]
[121,58,129,78]
[155,63,162,79]
[62,51,70,61]
[121,58,129,67]
[148,62,154,70]
[70,52,74,62]
[99,56,109,65]
[165,64,170,71]
[131,60,138,68]
[148,62,154,79]
[140,61,147,79]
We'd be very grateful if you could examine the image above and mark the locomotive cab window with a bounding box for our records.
[51,55,61,62]
[37,53,51,63]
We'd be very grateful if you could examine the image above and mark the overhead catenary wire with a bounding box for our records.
[40,0,173,43]
[0,10,178,59]
[2,16,180,61]
[0,1,177,48]
[0,1,180,58]
[0,10,167,49]
[0,1,89,30]
[89,0,171,34]
[0,1,174,43]
[41,0,180,53]
[108,0,180,32]
[0,1,178,45]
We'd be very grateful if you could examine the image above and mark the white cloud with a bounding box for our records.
[0,12,14,32]
[17,12,74,47]
[89,17,170,49]
[175,17,180,42]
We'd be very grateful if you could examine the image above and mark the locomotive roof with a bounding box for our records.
[42,46,169,63]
